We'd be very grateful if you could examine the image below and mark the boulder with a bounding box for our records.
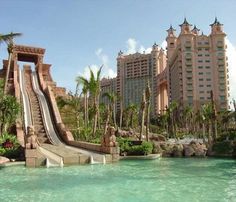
[193,143,207,157]
[152,142,163,154]
[184,141,207,157]
[172,144,184,157]
[0,156,10,164]
[160,143,174,157]
[150,134,166,142]
[184,144,195,157]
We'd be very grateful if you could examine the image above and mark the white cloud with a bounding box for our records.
[126,38,167,55]
[161,40,167,53]
[226,38,236,109]
[79,48,116,81]
[126,38,137,54]
[126,38,152,54]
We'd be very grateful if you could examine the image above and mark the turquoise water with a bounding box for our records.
[0,158,236,202]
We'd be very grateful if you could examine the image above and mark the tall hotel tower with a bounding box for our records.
[116,44,168,115]
[167,18,229,110]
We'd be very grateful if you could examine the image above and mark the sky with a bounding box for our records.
[0,0,236,102]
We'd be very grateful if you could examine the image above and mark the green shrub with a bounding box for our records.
[212,141,234,155]
[0,133,21,158]
[117,138,131,154]
[117,138,153,155]
[141,141,153,155]
[217,130,236,142]
[90,138,101,144]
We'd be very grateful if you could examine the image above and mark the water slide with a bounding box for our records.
[31,72,62,145]
[20,68,106,166]
[19,69,64,167]
[19,69,33,131]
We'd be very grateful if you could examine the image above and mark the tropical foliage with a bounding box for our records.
[0,132,21,158]
[0,79,21,134]
[56,66,236,156]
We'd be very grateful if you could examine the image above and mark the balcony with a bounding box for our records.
[185,59,192,65]
[186,73,192,77]
[185,53,192,59]
[217,54,224,60]
[217,60,225,65]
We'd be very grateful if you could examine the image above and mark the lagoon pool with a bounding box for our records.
[0,158,236,202]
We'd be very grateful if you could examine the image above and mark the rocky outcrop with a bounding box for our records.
[172,144,184,157]
[152,140,207,157]
[150,134,166,142]
[184,144,195,157]
[152,142,163,154]
[184,141,207,157]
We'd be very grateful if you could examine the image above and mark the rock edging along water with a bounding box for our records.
[152,140,236,157]
[152,140,207,157]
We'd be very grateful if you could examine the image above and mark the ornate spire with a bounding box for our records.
[166,24,176,37]
[179,17,192,26]
[192,25,200,34]
[118,50,123,56]
[192,25,200,31]
[166,24,176,32]
[210,17,223,26]
[152,42,158,49]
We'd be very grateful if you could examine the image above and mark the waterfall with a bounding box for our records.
[46,158,64,168]
[102,155,106,164]
[90,155,106,164]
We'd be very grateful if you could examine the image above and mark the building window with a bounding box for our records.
[199,78,204,81]
[198,66,203,69]
[198,60,203,63]
[205,60,210,63]
[220,96,225,101]
[200,97,205,100]
[206,78,211,81]
[206,66,210,69]
[188,96,193,101]
[200,91,204,93]
[199,84,204,87]
[207,84,211,87]
[198,72,203,75]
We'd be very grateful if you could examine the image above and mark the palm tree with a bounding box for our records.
[145,82,151,141]
[219,110,231,133]
[201,103,213,143]
[87,66,103,136]
[76,76,89,127]
[65,84,81,133]
[139,91,146,140]
[0,32,22,94]
[183,105,193,134]
[102,92,117,128]
[126,103,138,128]
[232,99,236,127]
[210,91,217,141]
[118,95,123,128]
[167,101,178,139]
[103,104,111,137]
